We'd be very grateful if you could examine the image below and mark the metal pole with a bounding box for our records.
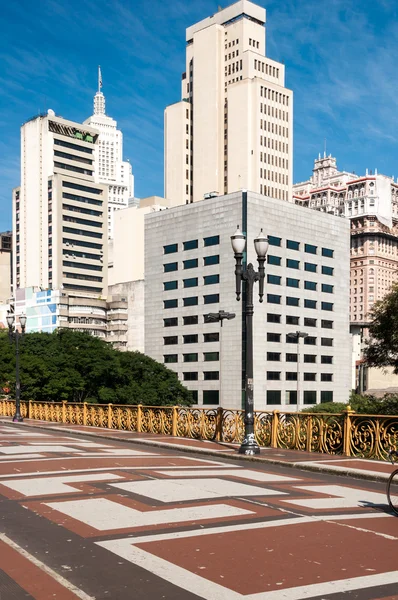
[219,319,223,406]
[296,336,300,412]
[13,332,23,422]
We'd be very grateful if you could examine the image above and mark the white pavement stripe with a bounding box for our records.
[155,469,299,482]
[0,472,124,496]
[0,533,94,600]
[297,461,392,480]
[0,445,82,454]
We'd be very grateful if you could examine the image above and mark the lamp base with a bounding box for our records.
[238,433,260,455]
[12,415,23,423]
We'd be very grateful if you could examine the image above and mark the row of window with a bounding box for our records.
[183,372,219,381]
[267,314,333,328]
[260,87,289,106]
[267,390,333,405]
[267,333,333,346]
[267,353,333,363]
[268,372,333,381]
[164,255,219,271]
[268,255,334,275]
[164,333,219,345]
[164,274,219,290]
[164,352,219,363]
[267,275,333,293]
[164,236,219,254]
[267,295,333,311]
[164,294,219,309]
[268,238,334,258]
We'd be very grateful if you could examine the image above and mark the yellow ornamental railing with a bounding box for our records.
[1,400,397,461]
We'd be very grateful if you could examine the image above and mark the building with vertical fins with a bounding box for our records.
[84,68,134,238]
[164,0,293,206]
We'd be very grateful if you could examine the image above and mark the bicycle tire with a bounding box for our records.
[387,468,398,516]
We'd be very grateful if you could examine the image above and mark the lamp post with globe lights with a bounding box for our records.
[6,313,27,422]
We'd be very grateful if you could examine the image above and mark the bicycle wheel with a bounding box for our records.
[387,469,398,516]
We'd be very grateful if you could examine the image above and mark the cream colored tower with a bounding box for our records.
[164,0,293,205]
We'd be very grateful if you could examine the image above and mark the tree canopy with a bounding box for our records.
[0,329,192,406]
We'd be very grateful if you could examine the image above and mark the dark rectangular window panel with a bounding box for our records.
[322,284,334,294]
[322,302,333,311]
[304,373,316,381]
[286,315,299,325]
[204,255,219,266]
[305,244,317,255]
[183,296,198,307]
[305,262,317,273]
[184,258,198,269]
[267,313,281,323]
[267,332,281,342]
[304,299,317,309]
[286,390,297,404]
[183,334,198,344]
[183,315,198,325]
[321,373,333,382]
[164,318,178,327]
[304,281,317,291]
[268,274,281,285]
[183,353,198,362]
[322,248,334,258]
[287,240,300,250]
[164,354,178,363]
[184,277,198,288]
[267,352,281,361]
[322,265,334,276]
[286,372,298,381]
[203,390,219,405]
[204,294,219,304]
[164,299,178,309]
[322,320,334,329]
[204,332,219,343]
[286,333,298,343]
[286,353,298,362]
[268,235,281,247]
[321,337,333,347]
[268,255,281,266]
[304,390,317,404]
[204,352,219,361]
[267,371,281,380]
[321,390,333,403]
[287,296,299,307]
[304,354,316,363]
[183,372,198,381]
[267,390,281,405]
[164,280,178,291]
[304,318,317,327]
[321,355,333,364]
[204,371,219,380]
[164,262,178,273]
[190,390,198,405]
[204,274,220,286]
[304,336,316,345]
[267,294,281,304]
[287,259,300,269]
[204,235,220,247]
[287,278,299,288]
[164,243,178,254]
[183,239,198,251]
[164,336,178,345]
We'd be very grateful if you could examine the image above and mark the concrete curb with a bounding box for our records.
[0,418,391,484]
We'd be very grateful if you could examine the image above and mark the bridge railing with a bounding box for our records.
[1,399,397,461]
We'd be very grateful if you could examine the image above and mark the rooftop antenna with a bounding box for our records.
[98,65,103,93]
[324,138,327,158]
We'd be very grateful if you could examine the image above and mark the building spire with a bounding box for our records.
[94,66,105,116]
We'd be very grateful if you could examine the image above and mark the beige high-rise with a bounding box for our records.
[165,0,293,206]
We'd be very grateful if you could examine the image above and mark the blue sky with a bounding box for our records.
[1,0,398,232]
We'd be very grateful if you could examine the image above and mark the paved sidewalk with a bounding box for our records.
[1,416,395,483]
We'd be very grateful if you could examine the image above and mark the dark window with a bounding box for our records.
[268,235,281,247]
[203,390,219,405]
[164,243,178,254]
[164,336,178,345]
[164,262,178,273]
[304,390,317,404]
[267,313,281,323]
[322,284,334,294]
[268,255,281,266]
[191,390,198,405]
[183,315,198,325]
[304,299,317,309]
[204,352,219,361]
[184,334,198,344]
[184,277,198,288]
[321,355,333,364]
[183,353,198,362]
[287,296,299,306]
[268,274,281,285]
[322,265,334,276]
[267,371,281,380]
[286,333,298,343]
[322,248,334,258]
[184,258,198,269]
[287,240,300,250]
[322,302,333,311]
[286,372,297,381]
[286,390,297,404]
[204,371,219,380]
[204,255,219,266]
[287,278,299,288]
[204,332,219,342]
[204,235,220,247]
[321,337,333,346]
[304,373,316,381]
[305,244,317,254]
[164,354,178,363]
[304,318,317,327]
[164,317,178,327]
[164,299,178,309]
[184,296,198,306]
[321,373,333,382]
[184,239,198,251]
[267,294,281,304]
[267,332,281,342]
[304,336,316,345]
[304,354,316,363]
[204,274,219,285]
[184,372,198,381]
[321,320,333,329]
[321,391,333,403]
[267,390,281,405]
[267,352,281,361]
[304,281,317,291]
[164,280,178,291]
[286,353,298,362]
[305,262,317,273]
[287,259,300,269]
[286,315,299,325]
[204,294,219,304]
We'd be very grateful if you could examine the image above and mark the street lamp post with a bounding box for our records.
[293,330,308,410]
[204,310,236,406]
[6,313,27,422]
[231,226,269,455]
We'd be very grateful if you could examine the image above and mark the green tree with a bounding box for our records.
[365,283,398,373]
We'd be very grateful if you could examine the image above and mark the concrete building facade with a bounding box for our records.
[145,191,351,409]
[165,0,293,206]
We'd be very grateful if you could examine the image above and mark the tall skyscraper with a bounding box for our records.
[13,111,108,297]
[84,68,134,238]
[164,0,293,206]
